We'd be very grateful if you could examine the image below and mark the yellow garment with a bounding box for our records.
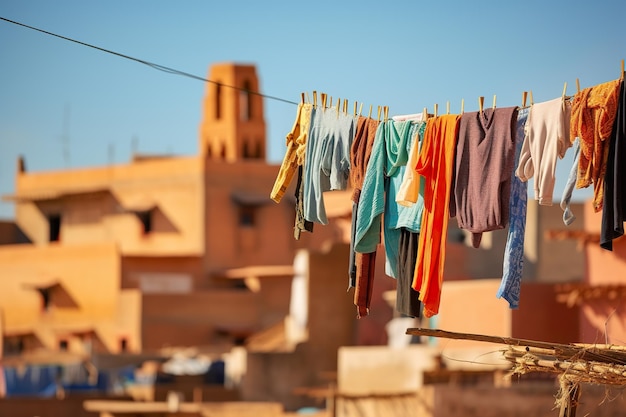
[270,103,313,203]
[570,79,621,212]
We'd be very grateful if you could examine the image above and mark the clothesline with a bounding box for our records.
[297,60,624,121]
[272,60,626,321]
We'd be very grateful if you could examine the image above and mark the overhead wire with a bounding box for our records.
[0,16,299,106]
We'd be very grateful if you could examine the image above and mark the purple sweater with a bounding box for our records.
[451,106,518,248]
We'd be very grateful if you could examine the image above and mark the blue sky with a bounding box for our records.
[1,0,625,219]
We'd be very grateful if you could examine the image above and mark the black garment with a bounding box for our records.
[601,80,626,251]
[294,165,314,240]
[396,228,421,318]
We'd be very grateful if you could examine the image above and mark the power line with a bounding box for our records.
[0,16,299,106]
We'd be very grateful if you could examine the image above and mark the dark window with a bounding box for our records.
[136,210,153,234]
[59,339,68,351]
[38,288,52,311]
[242,141,250,159]
[239,206,256,227]
[215,83,222,120]
[240,80,252,121]
[48,214,61,242]
[3,337,24,355]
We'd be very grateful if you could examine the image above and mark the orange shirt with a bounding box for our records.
[571,79,621,212]
[412,114,460,317]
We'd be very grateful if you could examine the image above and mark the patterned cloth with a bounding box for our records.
[497,107,529,309]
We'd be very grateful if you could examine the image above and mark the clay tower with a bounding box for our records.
[199,63,266,162]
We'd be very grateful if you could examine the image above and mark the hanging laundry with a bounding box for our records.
[560,137,581,226]
[451,107,518,248]
[516,96,572,205]
[270,102,315,239]
[270,102,313,203]
[497,107,530,309]
[303,108,356,225]
[571,79,621,212]
[600,80,626,251]
[348,116,379,290]
[412,114,461,318]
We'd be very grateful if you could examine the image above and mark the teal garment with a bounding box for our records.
[384,121,425,278]
[354,120,415,274]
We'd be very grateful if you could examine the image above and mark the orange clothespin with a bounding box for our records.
[321,93,327,108]
[621,59,625,80]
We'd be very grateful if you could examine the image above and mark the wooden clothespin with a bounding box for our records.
[478,96,484,113]
[359,103,364,117]
[353,101,358,116]
[313,91,318,107]
[576,78,581,94]
[343,99,348,114]
[321,93,327,108]
[530,91,534,106]
[433,103,438,118]
[300,93,305,104]
[522,91,528,108]
[422,107,428,121]
[446,101,450,115]
[336,97,341,118]
[562,82,568,99]
[492,95,497,109]
[621,59,625,80]
[329,96,333,109]
[461,98,465,114]
[377,106,382,122]
[384,106,389,121]
[368,104,373,119]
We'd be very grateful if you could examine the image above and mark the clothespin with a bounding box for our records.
[492,95,497,109]
[433,103,438,118]
[359,103,364,117]
[576,79,581,94]
[313,91,318,107]
[377,106,381,122]
[529,91,534,106]
[321,93,327,108]
[353,101,358,116]
[461,99,465,114]
[336,97,341,118]
[562,82,568,99]
[384,106,389,121]
[422,107,428,121]
[368,104,373,119]
[621,59,625,80]
[306,92,311,104]
[446,101,450,115]
[300,93,305,104]
[522,91,528,108]
[343,98,348,114]
[478,96,484,113]
[329,96,333,109]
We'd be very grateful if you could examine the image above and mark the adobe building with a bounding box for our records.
[0,64,314,354]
